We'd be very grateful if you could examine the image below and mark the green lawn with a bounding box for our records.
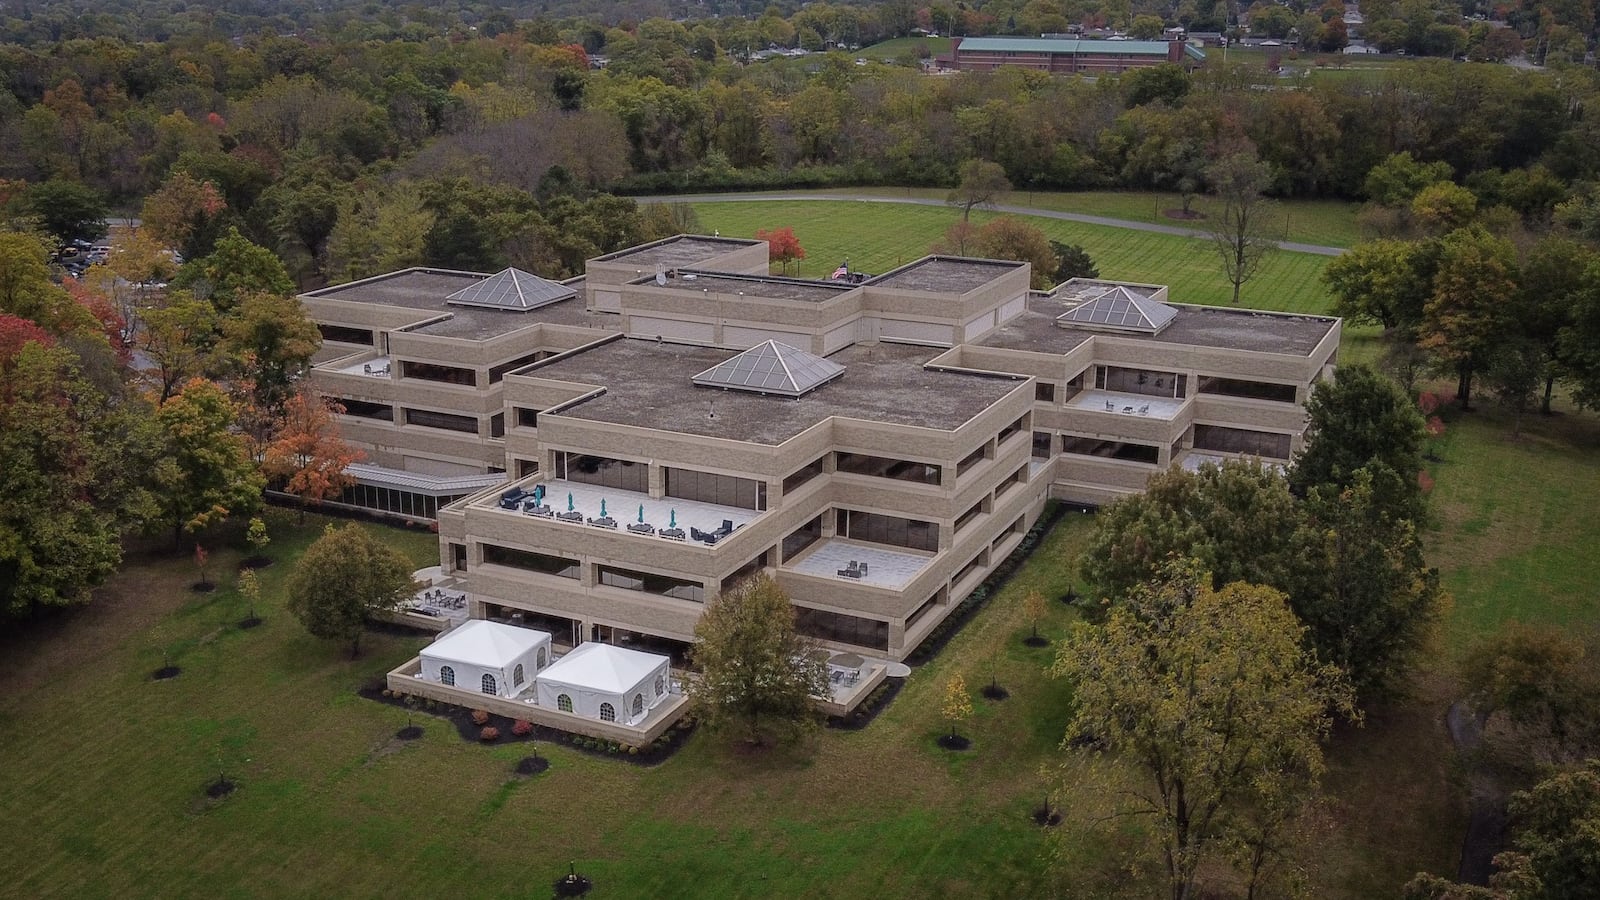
[690,199,1336,312]
[780,186,1366,249]
[857,36,952,60]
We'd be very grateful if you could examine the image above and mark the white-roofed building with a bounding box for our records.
[534,641,673,726]
[419,619,552,698]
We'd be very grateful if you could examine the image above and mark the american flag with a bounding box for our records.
[830,261,849,279]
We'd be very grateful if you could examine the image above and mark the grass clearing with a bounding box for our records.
[857,36,952,60]
[690,199,1335,311]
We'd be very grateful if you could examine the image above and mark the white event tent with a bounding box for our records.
[419,620,552,698]
[534,641,672,726]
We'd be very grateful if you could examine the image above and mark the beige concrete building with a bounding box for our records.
[304,237,1339,662]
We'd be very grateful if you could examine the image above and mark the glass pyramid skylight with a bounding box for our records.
[445,267,575,311]
[691,340,846,398]
[1055,285,1177,334]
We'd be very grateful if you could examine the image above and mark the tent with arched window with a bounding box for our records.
[534,641,672,726]
[419,620,552,699]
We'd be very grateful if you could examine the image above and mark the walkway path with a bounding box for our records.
[651,192,1348,257]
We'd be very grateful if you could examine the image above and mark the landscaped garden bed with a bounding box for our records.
[358,680,697,766]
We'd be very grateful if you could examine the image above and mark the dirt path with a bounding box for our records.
[650,191,1348,257]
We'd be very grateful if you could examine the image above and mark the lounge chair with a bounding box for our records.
[1105,400,1115,411]
[1138,404,1150,415]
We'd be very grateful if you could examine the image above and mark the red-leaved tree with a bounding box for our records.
[755,227,806,275]
[262,390,365,521]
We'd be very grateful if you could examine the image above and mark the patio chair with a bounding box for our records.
[1138,404,1150,415]
[859,562,869,577]
[847,671,858,685]
[1104,400,1115,411]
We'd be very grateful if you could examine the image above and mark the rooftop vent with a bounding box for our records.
[691,340,845,398]
[1055,285,1177,335]
[446,267,575,311]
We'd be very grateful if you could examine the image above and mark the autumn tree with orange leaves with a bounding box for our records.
[755,227,805,275]
[263,389,365,521]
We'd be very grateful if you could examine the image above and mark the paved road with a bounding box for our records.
[652,192,1347,257]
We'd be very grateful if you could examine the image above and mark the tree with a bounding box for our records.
[286,523,414,658]
[1290,363,1427,522]
[262,391,365,521]
[949,159,1011,223]
[1460,623,1595,750]
[1129,14,1167,39]
[1053,560,1355,900]
[1289,467,1442,703]
[151,378,265,549]
[246,517,271,560]
[1023,588,1048,643]
[688,573,831,746]
[1486,336,1546,439]
[1517,237,1591,414]
[171,228,294,314]
[140,171,228,261]
[1422,225,1518,410]
[1566,261,1600,413]
[138,293,219,402]
[238,568,262,624]
[0,339,140,617]
[22,179,107,244]
[1082,459,1302,603]
[941,672,973,744]
[1322,238,1437,337]
[932,220,980,257]
[217,291,320,413]
[1364,152,1454,207]
[974,217,1058,290]
[1205,150,1278,305]
[324,183,435,283]
[755,226,806,275]
[1050,241,1100,283]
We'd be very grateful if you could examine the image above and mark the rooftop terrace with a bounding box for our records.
[526,339,1023,445]
[869,256,1025,294]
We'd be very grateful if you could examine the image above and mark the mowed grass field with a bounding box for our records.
[688,199,1336,312]
[3,198,1598,897]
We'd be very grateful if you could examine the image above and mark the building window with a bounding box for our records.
[666,468,767,510]
[1060,435,1162,464]
[488,350,548,383]
[782,516,823,560]
[906,594,941,629]
[597,565,705,603]
[490,413,505,438]
[835,452,941,486]
[655,675,665,696]
[953,554,984,587]
[835,509,939,552]
[956,445,987,478]
[517,459,539,477]
[557,693,573,712]
[1035,382,1056,402]
[515,407,540,428]
[997,415,1027,445]
[793,606,890,651]
[482,545,579,579]
[440,665,455,686]
[1097,365,1184,398]
[333,398,393,421]
[537,647,548,669]
[481,674,497,694]
[400,360,476,386]
[599,702,616,722]
[451,543,466,572]
[317,324,374,345]
[1032,431,1053,458]
[403,408,479,433]
[1196,376,1298,403]
[557,453,648,493]
[631,694,644,716]
[513,663,525,687]
[955,501,983,533]
[1193,424,1293,459]
[722,551,769,594]
[782,456,826,494]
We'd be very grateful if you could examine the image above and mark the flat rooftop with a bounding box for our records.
[638,270,855,303]
[785,539,933,590]
[526,340,1023,445]
[591,235,762,270]
[869,257,1024,294]
[305,270,609,340]
[976,295,1337,356]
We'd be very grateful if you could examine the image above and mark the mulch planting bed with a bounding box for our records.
[1032,806,1062,827]
[359,681,696,766]
[514,756,550,776]
[191,581,216,593]
[981,683,1010,701]
[826,676,904,731]
[1023,635,1051,648]
[937,733,972,751]
[239,556,274,570]
[238,616,263,630]
[151,665,181,680]
[395,725,424,740]
[205,777,236,799]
